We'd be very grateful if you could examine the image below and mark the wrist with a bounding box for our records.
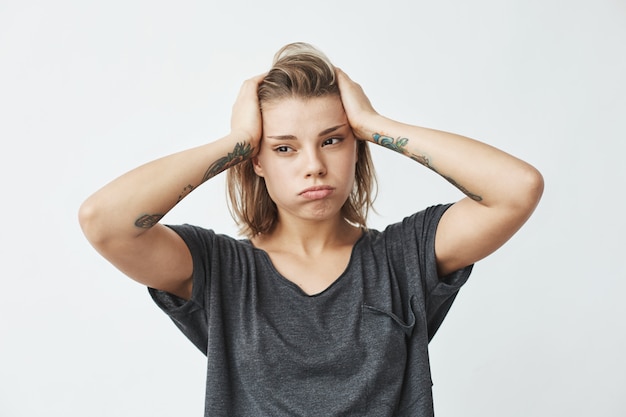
[353,114,389,143]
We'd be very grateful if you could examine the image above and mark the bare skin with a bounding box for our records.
[79,69,543,300]
[251,218,362,295]
[78,74,265,299]
[335,68,544,276]
[248,96,365,294]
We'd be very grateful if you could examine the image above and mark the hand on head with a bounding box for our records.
[335,68,380,141]
[230,63,380,158]
[230,73,266,152]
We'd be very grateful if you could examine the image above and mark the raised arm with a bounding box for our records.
[78,75,264,299]
[336,69,544,277]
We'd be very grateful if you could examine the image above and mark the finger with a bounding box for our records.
[247,72,268,86]
[243,72,267,82]
[238,73,268,96]
[335,67,349,85]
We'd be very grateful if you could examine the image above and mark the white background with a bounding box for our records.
[1,0,625,415]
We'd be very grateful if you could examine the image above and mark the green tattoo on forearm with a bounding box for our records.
[372,133,412,154]
[202,142,253,183]
[372,133,429,164]
[372,132,483,202]
[135,213,164,228]
[372,133,432,166]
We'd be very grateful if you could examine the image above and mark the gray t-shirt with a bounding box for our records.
[149,204,472,416]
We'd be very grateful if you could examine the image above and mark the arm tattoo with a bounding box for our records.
[177,184,195,202]
[135,213,164,228]
[373,133,432,166]
[372,133,483,201]
[373,133,410,153]
[202,142,253,183]
[133,143,253,230]
[441,176,482,201]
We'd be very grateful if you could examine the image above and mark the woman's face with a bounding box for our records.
[253,95,358,224]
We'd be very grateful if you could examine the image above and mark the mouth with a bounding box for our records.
[299,185,335,200]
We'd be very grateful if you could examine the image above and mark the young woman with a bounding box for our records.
[79,43,543,416]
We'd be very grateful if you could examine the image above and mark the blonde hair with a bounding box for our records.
[227,42,377,238]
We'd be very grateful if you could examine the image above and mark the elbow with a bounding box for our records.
[526,165,544,207]
[512,164,544,216]
[78,197,109,247]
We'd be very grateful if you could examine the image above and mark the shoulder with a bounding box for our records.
[352,205,452,274]
[363,204,453,245]
[356,204,459,282]
[167,224,250,249]
[166,224,257,270]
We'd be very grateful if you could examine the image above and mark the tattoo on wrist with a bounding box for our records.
[135,213,164,228]
[202,142,253,183]
[373,133,410,154]
[177,184,195,202]
[373,133,431,166]
[372,132,483,202]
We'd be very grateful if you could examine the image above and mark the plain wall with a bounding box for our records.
[1,0,624,415]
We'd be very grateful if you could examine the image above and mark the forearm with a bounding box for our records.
[360,115,543,209]
[79,134,253,244]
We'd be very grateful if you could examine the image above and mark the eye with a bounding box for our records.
[274,145,294,153]
[322,137,342,147]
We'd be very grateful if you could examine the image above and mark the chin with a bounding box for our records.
[304,201,343,221]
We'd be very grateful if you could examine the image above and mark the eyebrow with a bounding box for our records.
[265,124,347,140]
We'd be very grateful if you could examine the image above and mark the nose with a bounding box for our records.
[304,148,326,178]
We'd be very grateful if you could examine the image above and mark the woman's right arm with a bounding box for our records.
[78,76,263,300]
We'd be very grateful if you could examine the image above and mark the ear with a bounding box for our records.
[252,156,264,177]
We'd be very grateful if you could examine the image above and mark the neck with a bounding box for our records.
[256,216,361,256]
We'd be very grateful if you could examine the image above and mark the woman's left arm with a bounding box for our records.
[337,69,544,276]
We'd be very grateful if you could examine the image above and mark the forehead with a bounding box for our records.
[261,96,347,136]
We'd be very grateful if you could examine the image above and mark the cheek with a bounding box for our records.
[259,169,288,206]
[254,156,288,193]
[335,149,358,190]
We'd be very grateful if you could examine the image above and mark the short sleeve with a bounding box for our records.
[400,204,473,340]
[148,224,213,355]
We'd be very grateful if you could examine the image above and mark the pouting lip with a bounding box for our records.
[298,185,335,195]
